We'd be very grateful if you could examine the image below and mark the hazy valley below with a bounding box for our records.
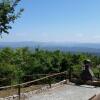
[0,41,100,55]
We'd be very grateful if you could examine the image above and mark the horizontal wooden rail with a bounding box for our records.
[21,71,67,86]
[0,71,67,90]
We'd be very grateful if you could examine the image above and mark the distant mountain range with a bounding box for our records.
[0,41,100,55]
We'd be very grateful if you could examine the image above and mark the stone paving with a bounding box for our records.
[29,85,100,100]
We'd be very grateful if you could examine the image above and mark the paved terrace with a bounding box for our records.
[29,84,100,100]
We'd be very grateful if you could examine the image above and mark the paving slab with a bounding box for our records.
[29,85,100,100]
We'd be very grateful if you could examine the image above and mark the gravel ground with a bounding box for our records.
[29,85,100,100]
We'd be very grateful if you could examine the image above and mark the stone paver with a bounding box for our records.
[29,85,100,100]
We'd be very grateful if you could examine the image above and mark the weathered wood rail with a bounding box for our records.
[0,71,68,100]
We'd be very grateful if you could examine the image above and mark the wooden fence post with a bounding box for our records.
[48,77,51,88]
[68,67,72,81]
[65,71,68,84]
[18,84,21,100]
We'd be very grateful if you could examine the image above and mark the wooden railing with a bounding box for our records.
[0,71,68,100]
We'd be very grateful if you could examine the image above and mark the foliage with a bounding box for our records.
[0,47,100,86]
[72,64,82,78]
[0,0,23,35]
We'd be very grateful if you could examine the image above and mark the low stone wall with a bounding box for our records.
[0,80,67,100]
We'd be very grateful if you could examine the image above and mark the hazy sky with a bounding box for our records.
[1,0,100,43]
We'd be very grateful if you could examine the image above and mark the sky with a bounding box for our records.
[1,0,100,43]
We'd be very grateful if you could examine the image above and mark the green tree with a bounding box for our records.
[60,58,70,72]
[0,47,14,63]
[0,63,17,86]
[0,0,23,35]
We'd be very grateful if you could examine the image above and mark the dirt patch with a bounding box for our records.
[0,85,44,98]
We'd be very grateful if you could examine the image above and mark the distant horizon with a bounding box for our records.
[1,41,100,54]
[1,40,100,44]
